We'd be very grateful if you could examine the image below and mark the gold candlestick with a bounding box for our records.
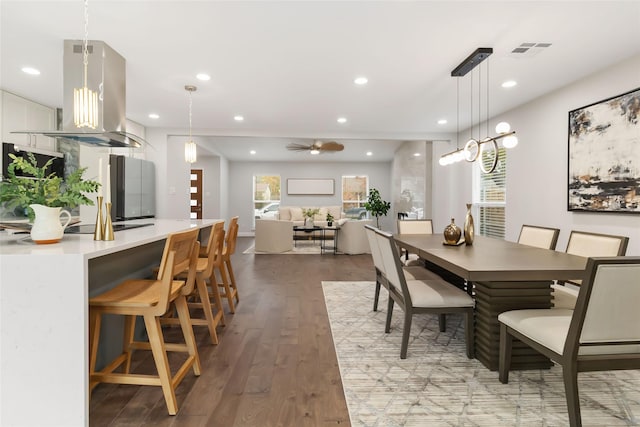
[103,202,114,241]
[93,196,104,240]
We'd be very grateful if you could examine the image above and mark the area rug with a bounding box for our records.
[322,281,640,427]
[243,241,322,255]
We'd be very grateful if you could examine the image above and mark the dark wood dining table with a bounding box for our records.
[393,233,588,371]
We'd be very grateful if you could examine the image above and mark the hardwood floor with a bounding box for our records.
[90,237,375,426]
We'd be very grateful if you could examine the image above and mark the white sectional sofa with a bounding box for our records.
[276,205,346,227]
[254,205,373,254]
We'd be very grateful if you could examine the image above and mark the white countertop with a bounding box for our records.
[0,218,221,427]
[0,218,215,258]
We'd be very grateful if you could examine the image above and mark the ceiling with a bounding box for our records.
[1,1,639,162]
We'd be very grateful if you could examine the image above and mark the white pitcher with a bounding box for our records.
[29,204,72,244]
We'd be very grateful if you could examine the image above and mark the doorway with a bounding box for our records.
[190,169,202,219]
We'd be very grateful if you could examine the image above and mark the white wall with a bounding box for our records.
[391,140,434,231]
[433,54,640,255]
[228,161,392,234]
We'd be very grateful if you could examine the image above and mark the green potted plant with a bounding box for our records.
[0,153,100,243]
[326,212,335,227]
[364,187,391,228]
[1,153,100,219]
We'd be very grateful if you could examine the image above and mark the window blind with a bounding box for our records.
[475,148,506,239]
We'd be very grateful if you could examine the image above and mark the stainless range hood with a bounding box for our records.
[13,40,144,148]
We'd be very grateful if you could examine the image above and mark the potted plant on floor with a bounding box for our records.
[364,187,391,228]
[0,153,100,243]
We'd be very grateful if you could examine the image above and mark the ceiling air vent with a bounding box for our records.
[510,42,552,58]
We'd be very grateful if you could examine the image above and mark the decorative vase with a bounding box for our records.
[443,218,462,244]
[305,217,315,228]
[464,203,475,245]
[328,221,333,227]
[29,204,72,244]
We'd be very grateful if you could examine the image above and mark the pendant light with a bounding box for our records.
[184,85,197,163]
[439,48,518,173]
[73,0,99,129]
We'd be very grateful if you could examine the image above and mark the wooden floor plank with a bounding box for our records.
[88,237,372,426]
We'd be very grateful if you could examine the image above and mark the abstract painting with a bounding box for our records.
[568,88,640,213]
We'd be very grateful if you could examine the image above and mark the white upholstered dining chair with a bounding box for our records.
[365,225,442,312]
[374,228,475,359]
[396,219,434,265]
[552,230,629,309]
[517,224,560,250]
[499,256,640,427]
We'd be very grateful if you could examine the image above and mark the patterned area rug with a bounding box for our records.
[322,281,640,427]
[243,241,321,254]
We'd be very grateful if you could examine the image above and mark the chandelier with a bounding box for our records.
[184,85,197,163]
[439,48,518,173]
[73,0,99,129]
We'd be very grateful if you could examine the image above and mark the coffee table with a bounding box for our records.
[292,225,340,254]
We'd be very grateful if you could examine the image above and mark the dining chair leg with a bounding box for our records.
[400,308,413,359]
[123,315,136,373]
[174,295,202,376]
[563,365,582,427]
[385,297,394,333]
[224,259,239,309]
[373,279,381,312]
[207,271,226,327]
[143,314,179,415]
[438,313,446,332]
[218,264,236,314]
[498,324,512,384]
[194,276,219,344]
[464,309,475,359]
[88,309,101,396]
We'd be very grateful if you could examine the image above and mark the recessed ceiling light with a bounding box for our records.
[148,113,159,119]
[21,67,40,75]
[413,153,421,157]
[234,115,244,122]
[196,73,211,81]
[366,151,373,156]
[502,80,517,88]
[437,119,447,125]
[250,150,256,155]
[354,76,368,85]
[337,117,347,124]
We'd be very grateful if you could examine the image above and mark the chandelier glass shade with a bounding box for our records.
[185,140,197,163]
[73,0,99,129]
[184,85,197,163]
[440,48,518,173]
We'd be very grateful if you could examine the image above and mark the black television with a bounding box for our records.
[2,142,65,179]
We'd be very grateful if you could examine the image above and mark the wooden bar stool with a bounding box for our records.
[89,228,201,415]
[163,221,227,344]
[218,216,240,313]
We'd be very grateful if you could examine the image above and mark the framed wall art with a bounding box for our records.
[287,178,334,195]
[568,87,640,214]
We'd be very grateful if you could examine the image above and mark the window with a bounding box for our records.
[473,148,506,239]
[253,175,281,227]
[342,176,368,219]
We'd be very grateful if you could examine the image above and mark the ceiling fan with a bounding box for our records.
[286,140,344,155]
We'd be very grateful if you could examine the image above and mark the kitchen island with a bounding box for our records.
[0,219,219,427]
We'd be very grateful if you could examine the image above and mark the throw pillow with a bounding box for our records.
[314,208,328,222]
[278,207,291,220]
[328,206,342,220]
[290,207,304,221]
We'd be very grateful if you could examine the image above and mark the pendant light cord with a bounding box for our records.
[82,0,89,87]
[188,90,193,140]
